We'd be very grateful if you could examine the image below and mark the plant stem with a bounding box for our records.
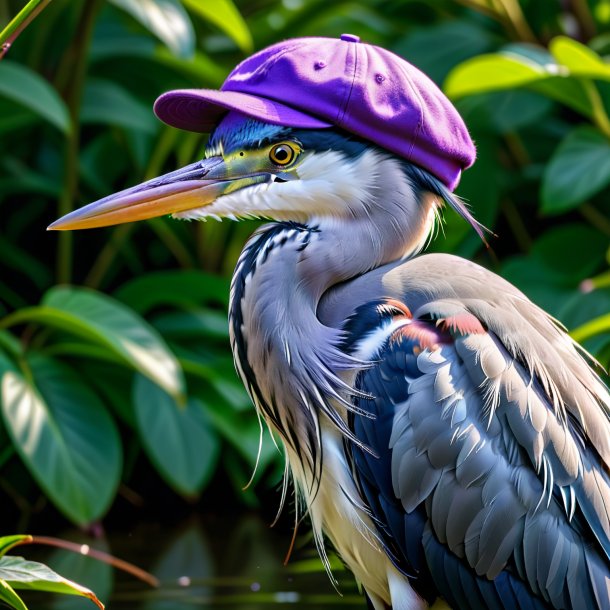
[493,0,538,43]
[580,202,610,236]
[501,198,532,252]
[0,0,52,59]
[582,80,610,139]
[21,536,159,588]
[56,0,101,285]
[570,0,596,40]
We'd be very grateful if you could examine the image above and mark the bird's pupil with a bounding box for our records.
[275,147,288,161]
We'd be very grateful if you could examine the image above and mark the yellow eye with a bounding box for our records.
[269,143,297,166]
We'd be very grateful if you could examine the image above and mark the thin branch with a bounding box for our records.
[20,536,159,588]
[494,0,538,43]
[582,80,610,139]
[580,202,610,237]
[570,0,596,40]
[501,198,533,252]
[0,0,52,59]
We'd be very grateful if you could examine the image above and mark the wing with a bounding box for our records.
[338,257,610,610]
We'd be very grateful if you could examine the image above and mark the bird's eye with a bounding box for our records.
[269,143,297,166]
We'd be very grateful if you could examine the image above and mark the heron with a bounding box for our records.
[49,35,610,609]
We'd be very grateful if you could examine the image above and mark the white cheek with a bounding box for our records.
[172,150,384,222]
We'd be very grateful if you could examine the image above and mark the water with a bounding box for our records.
[22,514,367,609]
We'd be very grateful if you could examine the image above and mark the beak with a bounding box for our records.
[48,157,270,230]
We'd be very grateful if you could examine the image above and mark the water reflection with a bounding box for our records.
[27,514,366,609]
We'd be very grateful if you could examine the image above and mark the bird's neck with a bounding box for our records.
[229,189,437,485]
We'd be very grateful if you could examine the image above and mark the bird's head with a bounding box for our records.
[49,110,479,238]
[49,111,408,230]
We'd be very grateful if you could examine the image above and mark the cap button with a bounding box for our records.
[340,33,360,43]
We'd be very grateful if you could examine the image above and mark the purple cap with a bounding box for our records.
[154,35,475,190]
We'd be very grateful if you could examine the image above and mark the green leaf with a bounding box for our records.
[457,90,552,134]
[133,375,220,496]
[108,0,195,58]
[0,556,103,608]
[550,36,610,80]
[81,79,158,134]
[115,270,230,312]
[445,54,547,99]
[28,286,184,400]
[445,49,594,118]
[0,353,122,526]
[0,61,70,134]
[531,224,608,281]
[0,537,30,560]
[182,0,253,53]
[542,126,610,213]
[0,579,28,610]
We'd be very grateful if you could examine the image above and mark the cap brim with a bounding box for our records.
[154,89,332,133]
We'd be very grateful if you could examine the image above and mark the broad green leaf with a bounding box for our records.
[445,54,547,99]
[115,270,230,312]
[0,537,30,559]
[531,224,608,280]
[0,579,27,610]
[457,90,552,134]
[81,79,157,134]
[0,100,37,135]
[550,36,610,79]
[38,286,184,399]
[0,61,70,134]
[446,50,593,118]
[542,126,610,213]
[108,0,194,58]
[0,353,122,526]
[0,556,102,609]
[133,375,220,496]
[90,29,156,62]
[182,0,252,53]
[0,331,22,358]
[76,361,136,428]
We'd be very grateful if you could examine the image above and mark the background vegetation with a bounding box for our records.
[0,0,609,538]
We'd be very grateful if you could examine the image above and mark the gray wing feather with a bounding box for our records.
[321,252,610,606]
[386,302,610,605]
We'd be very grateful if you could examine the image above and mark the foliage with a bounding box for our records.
[0,0,609,530]
[0,535,102,609]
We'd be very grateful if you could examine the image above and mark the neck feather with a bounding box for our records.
[228,160,438,488]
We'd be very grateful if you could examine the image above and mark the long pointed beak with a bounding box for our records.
[48,157,270,230]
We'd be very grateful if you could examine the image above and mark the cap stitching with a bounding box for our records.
[336,42,359,126]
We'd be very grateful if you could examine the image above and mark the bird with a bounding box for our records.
[49,35,610,609]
